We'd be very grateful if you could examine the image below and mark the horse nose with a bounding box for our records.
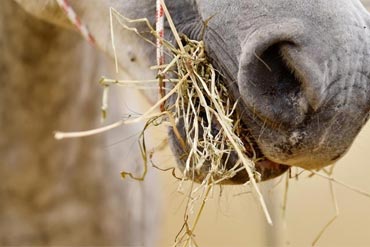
[237,20,335,128]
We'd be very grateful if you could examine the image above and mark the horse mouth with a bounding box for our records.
[168,35,293,185]
[169,78,290,185]
[210,115,290,185]
[226,128,290,184]
[171,109,290,185]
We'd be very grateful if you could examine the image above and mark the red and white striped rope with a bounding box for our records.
[156,0,165,67]
[156,0,165,111]
[55,0,96,45]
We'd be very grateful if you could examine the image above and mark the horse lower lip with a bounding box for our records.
[244,139,290,182]
[255,159,289,180]
[227,157,289,184]
[229,116,290,183]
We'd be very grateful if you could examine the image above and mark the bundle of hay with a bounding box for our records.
[109,3,273,245]
[56,2,272,246]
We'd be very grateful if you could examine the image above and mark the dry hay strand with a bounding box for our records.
[277,165,370,246]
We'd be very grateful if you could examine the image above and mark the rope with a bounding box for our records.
[156,0,165,111]
[55,0,96,45]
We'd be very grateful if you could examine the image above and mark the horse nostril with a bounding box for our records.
[238,41,308,127]
[255,42,301,100]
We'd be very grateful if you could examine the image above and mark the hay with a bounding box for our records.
[55,1,273,245]
[49,3,265,247]
[111,3,275,244]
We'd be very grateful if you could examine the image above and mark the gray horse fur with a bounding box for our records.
[1,0,370,245]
